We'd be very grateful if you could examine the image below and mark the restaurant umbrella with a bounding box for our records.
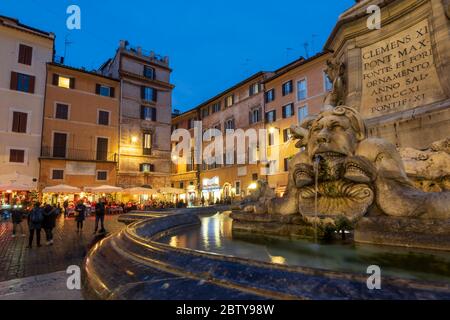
[122,187,157,195]
[88,185,123,193]
[42,184,82,193]
[158,187,184,194]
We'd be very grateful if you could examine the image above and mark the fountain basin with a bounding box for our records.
[83,210,450,300]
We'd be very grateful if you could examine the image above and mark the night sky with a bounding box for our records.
[0,0,354,112]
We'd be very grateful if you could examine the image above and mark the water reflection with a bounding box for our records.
[159,213,450,282]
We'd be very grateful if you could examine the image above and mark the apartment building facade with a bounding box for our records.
[263,52,331,195]
[39,63,120,190]
[100,41,174,189]
[0,16,54,192]
[170,54,332,202]
[198,72,273,203]
[170,108,200,205]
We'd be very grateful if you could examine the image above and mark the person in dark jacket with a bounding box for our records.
[75,200,86,232]
[42,204,57,245]
[94,198,106,234]
[27,202,43,248]
[63,200,69,218]
[11,204,26,237]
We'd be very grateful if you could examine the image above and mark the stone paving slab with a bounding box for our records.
[0,215,124,283]
[0,270,83,300]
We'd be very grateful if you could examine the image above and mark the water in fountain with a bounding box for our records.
[158,213,450,282]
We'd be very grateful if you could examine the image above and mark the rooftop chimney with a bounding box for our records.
[119,40,128,48]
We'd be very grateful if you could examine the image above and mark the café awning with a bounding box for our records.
[158,187,185,195]
[42,184,82,193]
[122,187,157,195]
[86,185,123,193]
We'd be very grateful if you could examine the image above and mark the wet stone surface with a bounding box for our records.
[0,215,124,282]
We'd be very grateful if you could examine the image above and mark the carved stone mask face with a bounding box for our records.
[308,115,357,160]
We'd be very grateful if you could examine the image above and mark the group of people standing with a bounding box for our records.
[73,198,107,234]
[10,197,108,248]
[12,203,59,248]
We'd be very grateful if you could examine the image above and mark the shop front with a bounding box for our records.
[0,173,38,213]
[186,184,197,207]
[201,176,221,205]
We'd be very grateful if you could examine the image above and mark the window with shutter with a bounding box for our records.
[143,66,155,79]
[225,95,234,108]
[297,79,307,100]
[282,103,294,118]
[140,163,153,172]
[18,44,32,65]
[211,102,221,113]
[96,137,108,161]
[298,105,309,123]
[142,87,157,102]
[55,104,69,120]
[12,73,34,93]
[12,112,28,133]
[282,81,293,96]
[96,171,108,181]
[9,149,25,163]
[53,133,67,158]
[143,132,152,154]
[56,75,71,89]
[98,110,110,125]
[249,83,260,96]
[265,89,275,103]
[52,169,64,180]
[97,85,111,97]
[265,110,276,123]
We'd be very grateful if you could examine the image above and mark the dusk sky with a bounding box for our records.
[0,0,354,112]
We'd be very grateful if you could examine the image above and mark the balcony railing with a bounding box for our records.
[41,146,117,162]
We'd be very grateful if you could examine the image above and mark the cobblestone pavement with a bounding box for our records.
[0,215,125,282]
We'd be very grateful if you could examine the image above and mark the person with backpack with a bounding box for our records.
[42,204,57,245]
[94,198,106,234]
[27,202,43,248]
[74,200,86,232]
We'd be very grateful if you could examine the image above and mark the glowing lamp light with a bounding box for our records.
[248,183,257,190]
[131,136,138,143]
[269,127,276,134]
[6,190,12,193]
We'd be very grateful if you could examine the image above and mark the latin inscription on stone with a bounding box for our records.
[361,19,445,117]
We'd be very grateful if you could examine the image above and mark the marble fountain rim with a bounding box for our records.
[83,212,450,300]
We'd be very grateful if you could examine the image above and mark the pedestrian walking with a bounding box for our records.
[11,204,26,237]
[74,200,86,232]
[94,198,106,234]
[63,199,69,218]
[27,202,43,248]
[201,196,205,207]
[42,204,57,245]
